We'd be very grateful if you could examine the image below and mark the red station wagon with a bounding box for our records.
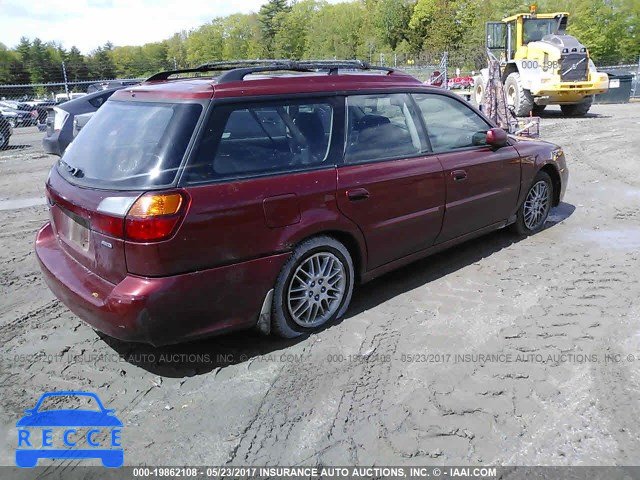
[35,60,568,345]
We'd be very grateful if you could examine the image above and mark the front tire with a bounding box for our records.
[513,171,554,236]
[472,76,484,108]
[505,72,534,116]
[272,236,354,338]
[560,96,593,116]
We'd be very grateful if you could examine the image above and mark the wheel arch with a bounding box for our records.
[540,163,562,207]
[501,62,519,83]
[299,229,365,283]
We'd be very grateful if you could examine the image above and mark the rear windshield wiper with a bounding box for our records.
[59,159,85,178]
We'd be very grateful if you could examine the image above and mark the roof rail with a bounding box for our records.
[145,60,395,83]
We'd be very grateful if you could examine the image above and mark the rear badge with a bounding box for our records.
[100,240,113,249]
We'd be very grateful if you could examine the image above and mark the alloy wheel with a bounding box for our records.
[287,252,346,328]
[523,180,551,230]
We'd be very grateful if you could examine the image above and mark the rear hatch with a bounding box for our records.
[46,170,137,285]
[47,98,203,284]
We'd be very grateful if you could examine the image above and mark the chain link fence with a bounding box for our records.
[1,55,638,149]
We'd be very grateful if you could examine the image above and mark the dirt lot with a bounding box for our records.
[1,104,639,468]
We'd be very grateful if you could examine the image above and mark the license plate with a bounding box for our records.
[61,211,90,251]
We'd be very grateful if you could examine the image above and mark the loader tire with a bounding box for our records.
[560,96,593,117]
[505,72,534,117]
[472,76,485,108]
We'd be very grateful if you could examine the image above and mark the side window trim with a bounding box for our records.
[407,93,434,154]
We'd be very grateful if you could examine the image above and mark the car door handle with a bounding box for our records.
[347,188,370,202]
[452,170,467,182]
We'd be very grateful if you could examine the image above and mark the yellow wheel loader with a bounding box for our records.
[473,6,609,116]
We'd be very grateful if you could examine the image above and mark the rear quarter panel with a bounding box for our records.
[124,169,367,278]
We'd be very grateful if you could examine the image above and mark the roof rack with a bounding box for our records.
[145,60,395,83]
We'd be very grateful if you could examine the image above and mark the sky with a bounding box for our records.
[0,0,345,54]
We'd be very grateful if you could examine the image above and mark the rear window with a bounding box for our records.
[57,100,202,189]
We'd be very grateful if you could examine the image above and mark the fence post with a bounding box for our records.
[443,51,448,90]
[61,61,69,97]
[634,55,640,97]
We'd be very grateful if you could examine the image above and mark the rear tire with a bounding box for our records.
[560,96,593,117]
[532,104,547,115]
[513,171,554,236]
[0,130,8,149]
[472,76,484,108]
[505,72,534,116]
[272,236,354,338]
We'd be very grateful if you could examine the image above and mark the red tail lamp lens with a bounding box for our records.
[92,213,125,238]
[125,192,187,242]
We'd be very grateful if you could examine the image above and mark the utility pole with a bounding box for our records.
[173,57,178,70]
[61,61,70,97]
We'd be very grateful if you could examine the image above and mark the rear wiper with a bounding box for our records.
[59,159,84,178]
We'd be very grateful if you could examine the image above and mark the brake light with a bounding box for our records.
[52,107,69,131]
[92,213,125,238]
[125,192,188,242]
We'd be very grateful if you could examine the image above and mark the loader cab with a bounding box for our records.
[486,11,569,62]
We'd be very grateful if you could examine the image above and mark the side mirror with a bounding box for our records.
[486,128,508,147]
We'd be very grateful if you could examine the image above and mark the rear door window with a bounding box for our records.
[185,100,334,182]
[345,94,423,164]
[412,93,491,152]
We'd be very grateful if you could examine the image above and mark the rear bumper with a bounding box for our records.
[36,223,290,346]
[42,132,62,156]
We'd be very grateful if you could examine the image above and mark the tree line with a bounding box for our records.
[1,0,638,86]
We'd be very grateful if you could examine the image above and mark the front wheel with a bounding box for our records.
[513,171,554,235]
[272,236,354,338]
[505,72,534,117]
[472,76,484,108]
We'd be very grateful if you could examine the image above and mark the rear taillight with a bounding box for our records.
[52,107,68,131]
[125,192,188,242]
[92,212,125,238]
[47,187,188,243]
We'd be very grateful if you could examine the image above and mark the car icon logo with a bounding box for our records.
[15,391,123,468]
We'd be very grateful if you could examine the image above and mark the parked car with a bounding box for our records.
[35,60,568,346]
[0,113,13,148]
[72,111,94,138]
[17,100,56,126]
[54,92,87,103]
[87,80,140,93]
[448,76,474,89]
[43,87,125,156]
[0,102,36,127]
